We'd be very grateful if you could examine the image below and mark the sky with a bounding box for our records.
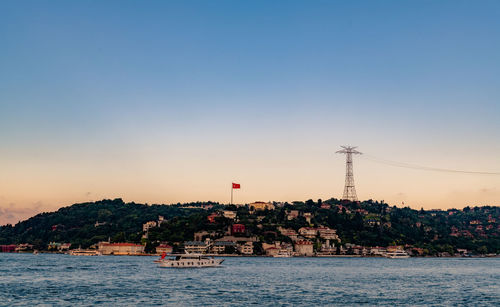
[1,0,499,225]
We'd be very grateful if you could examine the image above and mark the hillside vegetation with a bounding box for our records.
[0,198,498,255]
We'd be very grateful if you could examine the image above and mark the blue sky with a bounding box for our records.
[0,1,499,224]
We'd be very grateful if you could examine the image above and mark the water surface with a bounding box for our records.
[1,254,498,306]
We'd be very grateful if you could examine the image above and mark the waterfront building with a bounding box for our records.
[265,246,279,256]
[238,242,254,255]
[0,245,17,253]
[98,242,145,255]
[386,245,404,253]
[156,244,173,255]
[317,227,339,241]
[48,242,71,252]
[15,243,34,252]
[211,241,237,254]
[318,240,336,255]
[294,240,314,256]
[370,247,387,256]
[183,241,210,254]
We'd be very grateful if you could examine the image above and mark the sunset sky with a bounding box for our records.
[1,1,499,224]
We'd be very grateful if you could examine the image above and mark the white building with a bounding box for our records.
[98,242,145,255]
[238,242,254,255]
[298,227,317,239]
[222,210,237,219]
[143,221,157,232]
[184,241,210,254]
[317,227,339,241]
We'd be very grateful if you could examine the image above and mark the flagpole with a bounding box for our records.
[231,183,233,205]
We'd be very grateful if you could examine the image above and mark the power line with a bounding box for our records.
[360,154,500,175]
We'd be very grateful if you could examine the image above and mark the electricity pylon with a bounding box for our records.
[336,146,362,201]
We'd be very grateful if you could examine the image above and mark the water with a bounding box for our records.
[0,254,499,306]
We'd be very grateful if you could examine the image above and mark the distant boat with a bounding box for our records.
[273,250,292,258]
[68,249,102,256]
[385,250,410,259]
[157,254,224,268]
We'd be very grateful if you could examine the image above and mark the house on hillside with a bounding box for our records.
[249,201,275,211]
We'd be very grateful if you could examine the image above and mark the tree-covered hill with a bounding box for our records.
[0,198,219,249]
[1,198,498,255]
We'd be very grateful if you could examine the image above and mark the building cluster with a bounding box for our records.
[2,201,496,257]
[97,242,146,255]
[183,238,255,255]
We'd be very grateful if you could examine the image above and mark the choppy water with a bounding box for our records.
[0,254,499,306]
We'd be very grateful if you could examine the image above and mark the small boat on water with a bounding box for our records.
[157,253,224,268]
[385,250,410,259]
[68,249,102,256]
[273,250,292,258]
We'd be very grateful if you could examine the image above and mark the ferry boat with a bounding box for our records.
[68,249,102,256]
[384,250,410,259]
[157,254,224,268]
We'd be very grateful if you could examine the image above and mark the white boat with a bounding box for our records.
[157,254,224,268]
[273,250,292,258]
[68,249,102,256]
[385,250,410,258]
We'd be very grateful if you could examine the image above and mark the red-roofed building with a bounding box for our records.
[207,212,218,223]
[0,245,16,253]
[232,224,245,234]
[320,203,331,209]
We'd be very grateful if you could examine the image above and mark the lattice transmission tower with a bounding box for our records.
[336,146,362,202]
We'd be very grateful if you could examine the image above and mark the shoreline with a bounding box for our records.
[8,251,500,258]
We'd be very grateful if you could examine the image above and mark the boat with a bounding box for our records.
[273,250,292,258]
[384,250,410,259]
[157,254,224,268]
[68,248,102,256]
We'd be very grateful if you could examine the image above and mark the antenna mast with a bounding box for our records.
[336,146,362,201]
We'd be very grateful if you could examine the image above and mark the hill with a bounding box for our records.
[0,198,220,249]
[0,198,498,255]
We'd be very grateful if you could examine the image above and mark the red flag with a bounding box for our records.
[232,183,240,189]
